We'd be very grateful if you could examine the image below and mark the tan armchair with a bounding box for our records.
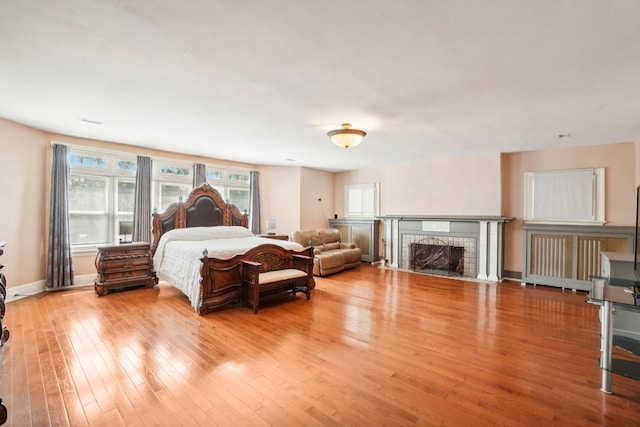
[289,228,362,276]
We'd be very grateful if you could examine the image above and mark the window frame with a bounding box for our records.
[345,183,380,218]
[204,166,250,213]
[67,148,137,251]
[153,160,193,212]
[524,167,605,225]
[64,145,253,251]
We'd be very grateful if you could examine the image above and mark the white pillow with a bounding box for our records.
[162,226,253,242]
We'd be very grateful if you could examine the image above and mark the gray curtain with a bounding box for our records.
[193,163,206,187]
[46,144,74,288]
[249,170,260,234]
[132,156,152,243]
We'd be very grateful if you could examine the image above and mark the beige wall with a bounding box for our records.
[0,119,49,286]
[501,142,637,274]
[257,166,302,235]
[256,166,335,236]
[637,141,640,186]
[335,153,502,216]
[300,168,335,230]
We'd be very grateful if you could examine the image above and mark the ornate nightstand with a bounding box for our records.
[94,242,157,296]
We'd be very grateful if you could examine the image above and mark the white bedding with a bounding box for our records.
[153,226,304,309]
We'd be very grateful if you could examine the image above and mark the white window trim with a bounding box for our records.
[345,183,380,218]
[524,167,605,225]
[68,169,136,251]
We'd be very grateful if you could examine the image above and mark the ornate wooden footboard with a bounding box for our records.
[198,244,314,315]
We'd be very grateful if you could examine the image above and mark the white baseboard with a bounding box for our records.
[6,280,46,303]
[73,273,96,287]
[5,273,95,303]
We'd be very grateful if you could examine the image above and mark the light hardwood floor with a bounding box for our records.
[1,264,639,426]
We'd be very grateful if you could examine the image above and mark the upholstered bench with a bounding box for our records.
[258,269,309,285]
[240,245,314,313]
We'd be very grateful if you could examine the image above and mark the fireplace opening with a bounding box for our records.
[409,242,464,276]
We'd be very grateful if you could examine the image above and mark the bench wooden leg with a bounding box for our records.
[249,279,312,314]
[253,282,259,314]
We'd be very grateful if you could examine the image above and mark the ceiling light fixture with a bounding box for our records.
[80,117,103,125]
[327,123,366,149]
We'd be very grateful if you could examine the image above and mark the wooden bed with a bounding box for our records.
[151,183,314,314]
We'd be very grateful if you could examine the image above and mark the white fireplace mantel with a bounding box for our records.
[379,215,513,282]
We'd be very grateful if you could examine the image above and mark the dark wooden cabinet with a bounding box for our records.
[0,241,8,425]
[94,242,157,296]
[0,241,8,346]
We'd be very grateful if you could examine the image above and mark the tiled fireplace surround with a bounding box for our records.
[380,215,513,281]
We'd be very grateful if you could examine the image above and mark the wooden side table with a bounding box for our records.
[258,234,289,241]
[94,242,157,296]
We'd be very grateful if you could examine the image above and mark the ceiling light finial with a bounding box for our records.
[327,123,366,149]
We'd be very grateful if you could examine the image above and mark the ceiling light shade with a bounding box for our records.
[327,123,366,149]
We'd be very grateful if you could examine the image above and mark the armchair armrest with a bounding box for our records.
[340,242,356,249]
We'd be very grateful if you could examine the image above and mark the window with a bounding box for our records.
[205,167,250,213]
[206,170,223,180]
[524,168,605,225]
[68,150,136,247]
[152,162,250,213]
[345,183,379,218]
[69,175,109,245]
[153,161,192,211]
[66,147,252,249]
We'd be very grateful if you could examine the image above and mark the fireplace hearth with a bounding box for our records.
[409,242,464,276]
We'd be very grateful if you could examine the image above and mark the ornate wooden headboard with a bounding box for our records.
[151,183,249,255]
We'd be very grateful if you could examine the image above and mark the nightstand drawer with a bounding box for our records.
[99,265,153,281]
[97,254,151,271]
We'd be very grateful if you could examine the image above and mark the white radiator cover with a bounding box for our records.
[522,223,634,291]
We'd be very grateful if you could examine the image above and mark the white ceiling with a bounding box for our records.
[1,1,639,172]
